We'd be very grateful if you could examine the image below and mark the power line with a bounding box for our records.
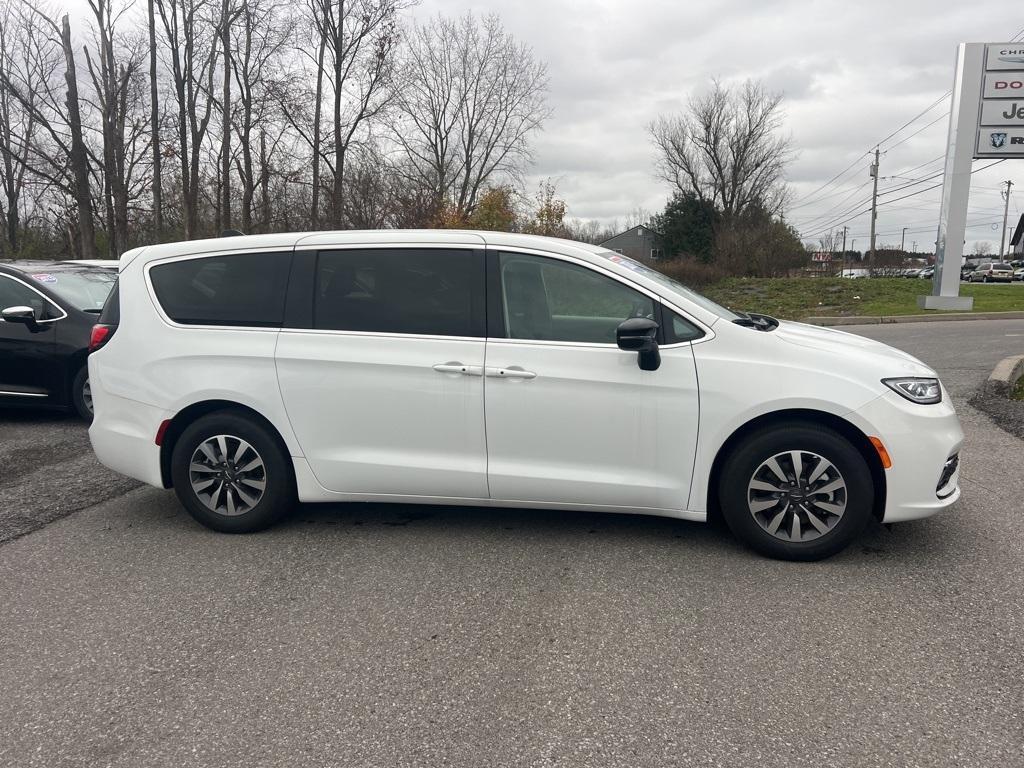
[877,92,951,149]
[788,150,872,208]
[883,112,949,152]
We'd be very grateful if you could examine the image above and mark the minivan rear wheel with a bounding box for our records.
[171,411,294,533]
[718,423,873,561]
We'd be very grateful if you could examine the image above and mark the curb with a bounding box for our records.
[985,354,1024,397]
[803,311,1024,326]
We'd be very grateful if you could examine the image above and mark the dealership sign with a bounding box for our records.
[975,44,1024,158]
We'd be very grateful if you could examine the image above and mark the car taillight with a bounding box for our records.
[89,323,115,352]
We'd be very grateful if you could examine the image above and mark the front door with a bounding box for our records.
[484,251,700,512]
[0,274,60,400]
[275,247,489,500]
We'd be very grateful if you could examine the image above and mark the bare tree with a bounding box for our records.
[292,0,406,229]
[0,0,42,253]
[84,0,147,257]
[155,0,219,240]
[147,0,161,240]
[650,80,792,221]
[393,12,549,219]
[60,14,98,258]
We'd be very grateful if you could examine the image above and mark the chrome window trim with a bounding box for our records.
[0,273,67,323]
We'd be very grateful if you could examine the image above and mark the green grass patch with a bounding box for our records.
[701,278,1024,320]
[1012,376,1024,402]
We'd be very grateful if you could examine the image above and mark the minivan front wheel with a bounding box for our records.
[719,424,873,561]
[171,411,294,533]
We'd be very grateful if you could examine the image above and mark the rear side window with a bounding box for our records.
[314,249,484,337]
[150,252,291,327]
[98,280,119,324]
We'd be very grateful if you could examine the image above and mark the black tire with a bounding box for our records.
[718,423,873,561]
[170,410,295,533]
[71,366,93,422]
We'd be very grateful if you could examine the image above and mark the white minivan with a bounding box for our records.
[88,231,963,560]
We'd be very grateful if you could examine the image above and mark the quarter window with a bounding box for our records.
[150,252,291,327]
[498,253,655,344]
[314,249,483,337]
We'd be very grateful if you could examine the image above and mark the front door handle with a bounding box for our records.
[433,362,483,376]
[485,366,537,380]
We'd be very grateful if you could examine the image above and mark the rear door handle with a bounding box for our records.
[485,366,537,380]
[433,362,483,376]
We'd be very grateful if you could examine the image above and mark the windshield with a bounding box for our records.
[596,250,740,320]
[30,269,117,312]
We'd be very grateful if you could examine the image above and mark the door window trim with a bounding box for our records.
[0,273,67,323]
[484,247,713,348]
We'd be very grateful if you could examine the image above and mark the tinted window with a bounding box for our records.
[98,281,119,324]
[664,308,705,343]
[314,249,483,337]
[150,252,291,327]
[499,253,655,343]
[0,275,59,319]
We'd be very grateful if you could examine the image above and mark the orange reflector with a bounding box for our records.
[869,436,892,469]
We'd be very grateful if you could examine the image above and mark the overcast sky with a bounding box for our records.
[412,0,1023,251]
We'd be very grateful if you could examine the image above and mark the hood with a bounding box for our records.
[772,320,935,377]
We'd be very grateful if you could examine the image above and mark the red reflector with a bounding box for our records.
[89,324,112,352]
[155,419,171,447]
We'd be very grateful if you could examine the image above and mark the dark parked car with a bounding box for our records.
[0,260,117,420]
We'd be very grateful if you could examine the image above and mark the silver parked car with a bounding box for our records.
[967,262,1014,283]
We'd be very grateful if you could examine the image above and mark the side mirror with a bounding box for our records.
[616,317,660,371]
[1,306,37,325]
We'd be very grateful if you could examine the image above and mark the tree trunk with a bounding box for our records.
[331,2,343,228]
[311,28,325,230]
[148,0,162,241]
[219,0,231,232]
[60,15,97,259]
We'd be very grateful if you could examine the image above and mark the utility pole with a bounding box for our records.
[901,227,908,252]
[869,147,880,263]
[999,180,1014,258]
[841,226,848,276]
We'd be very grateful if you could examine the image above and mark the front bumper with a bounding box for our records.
[847,389,964,523]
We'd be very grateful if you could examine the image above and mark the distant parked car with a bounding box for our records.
[840,268,870,279]
[917,266,934,279]
[1013,267,1024,282]
[967,262,1014,283]
[902,268,921,278]
[0,260,118,420]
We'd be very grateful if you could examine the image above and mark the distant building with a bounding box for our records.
[599,225,665,261]
[1011,214,1023,257]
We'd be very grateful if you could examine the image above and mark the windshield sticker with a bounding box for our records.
[30,273,57,283]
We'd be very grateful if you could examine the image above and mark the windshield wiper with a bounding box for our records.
[732,311,779,331]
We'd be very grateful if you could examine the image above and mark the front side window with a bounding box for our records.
[498,252,655,344]
[150,252,292,327]
[0,275,60,320]
[314,248,483,337]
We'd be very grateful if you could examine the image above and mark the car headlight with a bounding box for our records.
[882,377,942,404]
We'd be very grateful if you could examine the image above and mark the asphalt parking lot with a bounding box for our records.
[1,319,1022,767]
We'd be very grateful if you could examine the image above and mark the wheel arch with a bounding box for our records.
[158,399,293,489]
[706,408,887,523]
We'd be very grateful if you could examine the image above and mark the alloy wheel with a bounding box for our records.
[746,450,847,542]
[82,378,93,414]
[188,434,267,516]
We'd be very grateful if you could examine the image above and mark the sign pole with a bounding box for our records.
[920,43,983,311]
